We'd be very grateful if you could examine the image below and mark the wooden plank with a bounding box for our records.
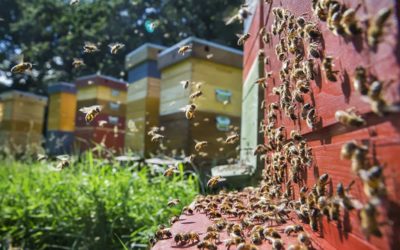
[127,78,148,102]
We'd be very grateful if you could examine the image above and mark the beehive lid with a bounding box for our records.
[125,43,166,70]
[158,37,243,70]
[48,82,76,94]
[211,162,253,177]
[75,74,128,91]
[0,90,47,105]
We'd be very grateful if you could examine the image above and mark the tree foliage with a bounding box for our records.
[0,0,242,94]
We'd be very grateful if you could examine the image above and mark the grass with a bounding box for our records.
[0,152,199,249]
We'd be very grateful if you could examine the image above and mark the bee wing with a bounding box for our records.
[56,154,70,161]
[225,15,238,25]
[235,33,244,38]
[79,107,92,113]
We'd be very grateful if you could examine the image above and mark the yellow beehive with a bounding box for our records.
[125,43,165,156]
[0,90,47,149]
[158,37,243,163]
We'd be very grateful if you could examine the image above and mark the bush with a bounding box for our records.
[0,153,198,249]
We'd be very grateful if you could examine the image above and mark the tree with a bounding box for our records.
[0,0,242,94]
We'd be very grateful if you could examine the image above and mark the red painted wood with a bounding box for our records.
[75,113,126,130]
[74,127,125,153]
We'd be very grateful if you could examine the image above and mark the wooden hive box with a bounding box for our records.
[46,82,77,155]
[74,74,127,153]
[125,43,166,156]
[0,90,47,149]
[158,37,243,166]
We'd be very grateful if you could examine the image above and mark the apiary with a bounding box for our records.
[125,43,165,156]
[158,37,243,164]
[74,74,127,153]
[46,82,77,155]
[0,90,47,150]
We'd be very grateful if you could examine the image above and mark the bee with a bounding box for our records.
[182,206,194,215]
[359,165,386,199]
[174,233,187,245]
[306,108,317,129]
[303,59,315,80]
[335,109,366,127]
[353,66,368,95]
[255,77,268,88]
[307,42,320,58]
[309,208,320,231]
[322,56,338,82]
[169,216,179,225]
[194,140,208,151]
[180,80,190,89]
[340,141,359,160]
[260,28,271,45]
[367,8,392,48]
[253,144,269,155]
[284,225,304,236]
[190,90,203,99]
[56,157,70,170]
[10,56,33,74]
[336,181,362,211]
[360,203,382,238]
[178,45,192,55]
[264,227,281,239]
[183,104,196,120]
[72,58,85,68]
[341,8,362,36]
[155,228,172,240]
[108,42,125,54]
[250,232,262,245]
[304,23,321,40]
[203,231,220,243]
[237,33,251,46]
[296,80,310,94]
[83,42,99,53]
[225,4,252,25]
[225,133,240,144]
[327,3,344,36]
[167,198,180,207]
[197,240,217,250]
[207,176,226,188]
[37,153,48,162]
[151,133,164,143]
[224,235,245,249]
[237,243,259,250]
[79,105,102,123]
[265,237,284,250]
[69,0,79,5]
[187,231,200,243]
[163,166,178,177]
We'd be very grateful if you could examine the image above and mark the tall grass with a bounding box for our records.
[0,153,198,249]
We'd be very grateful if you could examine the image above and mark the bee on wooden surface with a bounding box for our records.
[336,181,362,211]
[237,33,251,46]
[341,8,362,36]
[308,42,320,58]
[182,206,194,215]
[353,66,369,95]
[303,59,315,80]
[341,141,369,172]
[225,133,240,144]
[264,227,281,239]
[309,208,320,231]
[359,165,386,199]
[108,42,125,54]
[367,8,392,48]
[207,175,226,188]
[250,232,263,245]
[79,105,102,123]
[163,166,178,177]
[10,56,33,74]
[225,4,252,25]
[72,58,85,68]
[327,3,344,36]
[284,224,304,236]
[360,203,382,238]
[155,228,172,240]
[260,28,271,45]
[335,109,366,127]
[169,215,179,225]
[197,240,217,250]
[306,107,317,129]
[297,232,312,248]
[304,23,321,40]
[178,45,192,55]
[194,140,208,151]
[167,198,180,207]
[174,233,186,245]
[237,243,259,250]
[253,144,269,156]
[292,89,304,103]
[186,231,200,243]
[190,90,203,99]
[322,56,338,82]
[83,42,99,53]
[203,231,220,243]
[265,237,284,250]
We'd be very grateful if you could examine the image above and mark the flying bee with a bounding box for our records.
[367,8,392,48]
[207,176,226,188]
[163,166,178,177]
[56,155,70,170]
[360,203,383,238]
[308,42,320,58]
[37,153,48,162]
[341,8,362,36]
[335,109,366,127]
[108,42,125,54]
[225,133,239,144]
[359,165,386,199]
[151,133,164,143]
[79,105,102,123]
[197,240,217,250]
[167,198,180,207]
[353,66,368,95]
[367,80,383,101]
[190,90,203,99]
[10,56,33,74]
[182,104,197,120]
[69,0,79,5]
[178,45,192,55]
[72,58,85,68]
[237,243,259,250]
[83,42,99,53]
[322,56,338,82]
[297,232,312,247]
[225,4,252,25]
[237,33,251,46]
[194,140,208,151]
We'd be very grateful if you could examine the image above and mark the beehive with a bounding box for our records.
[74,74,127,153]
[46,82,77,155]
[125,43,165,156]
[158,37,243,164]
[0,90,47,150]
